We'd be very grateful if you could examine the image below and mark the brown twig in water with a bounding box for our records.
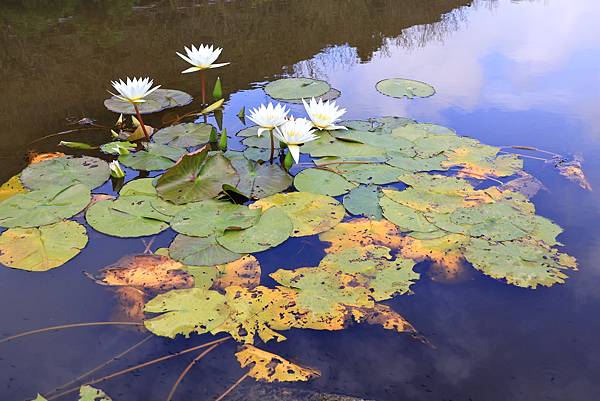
[45,337,230,400]
[214,372,250,401]
[45,335,154,396]
[165,343,223,401]
[142,237,156,254]
[497,150,549,162]
[499,145,560,158]
[0,322,144,345]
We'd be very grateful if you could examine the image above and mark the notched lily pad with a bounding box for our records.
[0,221,88,271]
[169,234,242,266]
[376,78,435,99]
[230,159,292,199]
[265,78,330,100]
[21,156,109,190]
[153,123,213,148]
[294,168,356,196]
[104,89,193,115]
[119,144,186,171]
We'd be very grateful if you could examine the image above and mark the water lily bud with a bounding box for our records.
[213,77,223,100]
[283,151,294,171]
[209,127,218,143]
[219,128,228,151]
[109,160,125,178]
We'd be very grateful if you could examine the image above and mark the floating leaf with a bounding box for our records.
[20,156,110,190]
[78,385,113,401]
[251,192,344,237]
[327,163,404,185]
[0,221,88,271]
[465,238,577,289]
[283,88,341,104]
[391,122,455,141]
[343,185,383,219]
[555,155,592,191]
[441,144,522,177]
[152,123,213,148]
[119,144,186,171]
[59,141,97,150]
[97,254,193,291]
[236,126,260,138]
[265,78,330,100]
[171,200,261,237]
[0,175,26,202]
[0,184,90,228]
[85,196,174,238]
[386,153,447,172]
[236,345,320,382]
[217,207,292,253]
[397,234,469,278]
[320,218,404,253]
[293,168,356,196]
[230,159,292,199]
[156,147,239,204]
[242,134,281,149]
[380,196,440,234]
[243,147,271,162]
[499,172,546,198]
[100,141,136,156]
[350,304,416,334]
[301,132,387,158]
[104,89,193,114]
[169,234,241,266]
[376,78,435,99]
[28,152,66,165]
[211,255,261,291]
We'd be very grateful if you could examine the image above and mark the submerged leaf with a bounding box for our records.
[236,345,320,382]
[251,192,344,237]
[0,221,88,271]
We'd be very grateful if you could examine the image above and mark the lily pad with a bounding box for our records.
[171,200,261,237]
[217,207,292,253]
[152,123,213,148]
[0,175,26,202]
[301,132,388,159]
[251,192,345,237]
[386,153,448,172]
[20,156,110,190]
[465,238,576,289]
[293,168,356,196]
[343,185,383,219]
[169,234,242,266]
[119,144,186,171]
[230,159,292,199]
[265,78,330,100]
[380,196,439,233]
[236,345,320,382]
[0,184,90,228]
[0,221,88,271]
[104,89,193,115]
[243,147,272,162]
[242,134,282,149]
[156,147,239,204]
[85,196,172,237]
[119,178,157,196]
[236,126,261,137]
[284,88,341,104]
[99,141,136,156]
[327,163,404,185]
[376,78,435,99]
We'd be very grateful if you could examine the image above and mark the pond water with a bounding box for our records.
[1,0,600,400]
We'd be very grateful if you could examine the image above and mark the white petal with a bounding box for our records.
[288,145,300,164]
[182,66,202,74]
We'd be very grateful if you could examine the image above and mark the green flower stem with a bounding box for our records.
[132,103,150,141]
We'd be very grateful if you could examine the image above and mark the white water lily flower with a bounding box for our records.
[109,77,161,104]
[274,117,319,163]
[247,102,290,136]
[176,44,230,73]
[302,97,347,130]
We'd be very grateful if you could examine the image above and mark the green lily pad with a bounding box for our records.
[230,159,292,199]
[380,196,439,233]
[85,196,172,237]
[236,126,261,137]
[327,163,404,185]
[294,168,356,196]
[391,123,456,142]
[0,221,88,271]
[243,147,272,162]
[119,178,157,196]
[284,88,341,104]
[169,234,242,266]
[20,156,110,190]
[0,184,90,228]
[104,89,193,115]
[251,192,345,237]
[119,144,186,171]
[242,134,282,149]
[217,207,292,253]
[300,132,387,159]
[386,153,448,172]
[144,288,229,338]
[376,78,435,99]
[343,185,383,219]
[265,78,330,100]
[156,147,239,205]
[465,238,576,289]
[372,116,415,130]
[171,200,261,237]
[153,123,213,148]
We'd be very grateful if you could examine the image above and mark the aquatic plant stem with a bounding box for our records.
[165,343,223,401]
[133,103,150,141]
[45,335,154,396]
[269,129,275,164]
[499,145,561,158]
[214,372,250,401]
[45,337,230,401]
[0,322,144,345]
[201,70,207,104]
